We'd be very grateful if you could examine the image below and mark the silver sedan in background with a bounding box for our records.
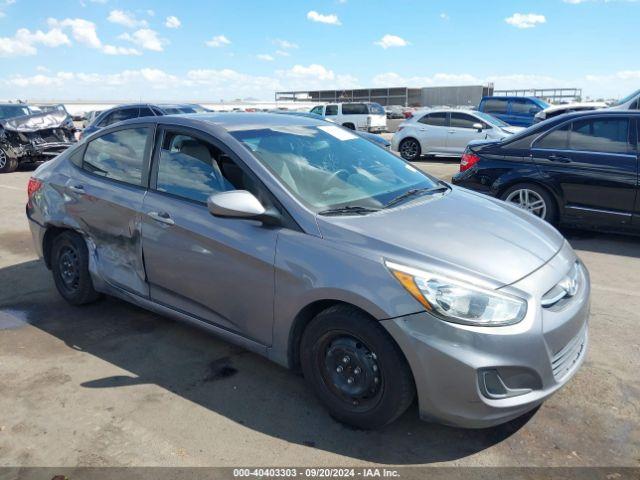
[27,113,589,429]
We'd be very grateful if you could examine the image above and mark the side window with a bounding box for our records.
[341,103,368,115]
[569,118,631,154]
[138,107,155,118]
[450,112,480,129]
[156,131,254,203]
[631,99,639,110]
[82,127,150,185]
[482,99,507,114]
[310,106,323,115]
[325,105,338,116]
[418,112,447,127]
[534,124,570,149]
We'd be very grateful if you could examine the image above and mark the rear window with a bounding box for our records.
[482,99,508,114]
[342,103,368,115]
[82,127,150,186]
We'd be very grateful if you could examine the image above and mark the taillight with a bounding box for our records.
[27,178,43,199]
[460,152,480,172]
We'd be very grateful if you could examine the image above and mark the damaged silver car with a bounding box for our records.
[0,104,76,173]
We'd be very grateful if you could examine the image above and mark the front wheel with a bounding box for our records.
[0,149,18,173]
[300,305,415,429]
[500,183,557,224]
[398,138,421,161]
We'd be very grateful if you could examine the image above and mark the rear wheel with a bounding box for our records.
[0,149,18,173]
[300,305,415,429]
[500,183,557,224]
[398,138,421,161]
[51,231,101,305]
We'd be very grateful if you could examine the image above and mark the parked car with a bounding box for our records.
[385,105,406,119]
[391,109,524,161]
[534,102,607,123]
[609,88,640,110]
[271,110,390,149]
[0,103,76,173]
[478,96,550,127]
[81,110,103,129]
[309,102,387,133]
[81,103,205,138]
[452,110,639,234]
[27,112,589,429]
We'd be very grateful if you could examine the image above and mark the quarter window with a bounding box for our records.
[82,127,150,185]
[418,112,447,127]
[569,118,631,154]
[156,132,248,203]
[342,103,368,115]
[325,105,338,116]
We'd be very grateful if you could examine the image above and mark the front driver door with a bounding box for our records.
[446,112,487,155]
[141,126,280,346]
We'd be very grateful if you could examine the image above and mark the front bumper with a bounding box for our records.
[382,242,590,428]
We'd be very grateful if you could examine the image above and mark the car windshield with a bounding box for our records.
[231,125,439,212]
[0,105,30,120]
[472,111,510,127]
[613,89,640,106]
[368,103,385,115]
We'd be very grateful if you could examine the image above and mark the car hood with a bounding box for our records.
[316,187,565,287]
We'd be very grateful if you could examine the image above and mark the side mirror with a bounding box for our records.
[473,123,484,133]
[207,190,266,219]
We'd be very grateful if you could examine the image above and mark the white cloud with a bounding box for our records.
[102,44,141,56]
[107,9,147,28]
[306,11,341,25]
[205,35,231,47]
[165,15,181,29]
[374,34,409,49]
[275,50,290,57]
[119,28,166,51]
[257,54,274,61]
[273,39,298,49]
[440,12,450,20]
[372,72,480,88]
[277,64,359,90]
[0,27,70,57]
[48,18,102,48]
[505,13,547,29]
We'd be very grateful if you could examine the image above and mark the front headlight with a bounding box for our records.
[386,261,527,326]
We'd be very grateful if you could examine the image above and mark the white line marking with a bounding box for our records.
[0,184,22,191]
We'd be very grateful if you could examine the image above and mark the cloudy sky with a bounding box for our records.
[0,0,638,102]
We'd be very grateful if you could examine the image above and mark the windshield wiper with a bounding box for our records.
[318,205,381,216]
[384,185,449,209]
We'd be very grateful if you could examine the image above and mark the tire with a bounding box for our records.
[300,305,415,429]
[342,123,355,130]
[500,183,558,224]
[398,138,421,161]
[51,231,101,305]
[0,149,18,174]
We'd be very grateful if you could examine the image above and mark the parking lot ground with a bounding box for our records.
[0,164,639,467]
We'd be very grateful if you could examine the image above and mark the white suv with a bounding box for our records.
[310,103,387,133]
[391,109,523,161]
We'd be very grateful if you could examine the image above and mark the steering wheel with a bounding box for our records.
[321,169,350,190]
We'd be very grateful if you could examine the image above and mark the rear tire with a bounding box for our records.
[51,231,101,305]
[398,138,421,161]
[300,305,415,429]
[0,149,18,173]
[500,183,558,224]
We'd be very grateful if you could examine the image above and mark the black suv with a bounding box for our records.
[452,110,639,234]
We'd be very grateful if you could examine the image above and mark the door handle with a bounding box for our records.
[68,184,84,194]
[548,154,571,163]
[148,211,175,225]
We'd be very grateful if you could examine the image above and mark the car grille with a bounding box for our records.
[551,325,587,381]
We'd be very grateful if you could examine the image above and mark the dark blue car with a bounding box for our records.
[478,96,550,127]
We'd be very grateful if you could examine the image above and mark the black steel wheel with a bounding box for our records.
[51,231,101,305]
[300,305,415,429]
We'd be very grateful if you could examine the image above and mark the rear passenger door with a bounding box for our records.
[532,116,638,227]
[66,125,154,296]
[141,126,280,345]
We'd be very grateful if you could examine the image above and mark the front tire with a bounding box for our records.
[0,149,18,173]
[51,231,101,305]
[398,138,421,161]
[500,183,557,224]
[300,305,415,429]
